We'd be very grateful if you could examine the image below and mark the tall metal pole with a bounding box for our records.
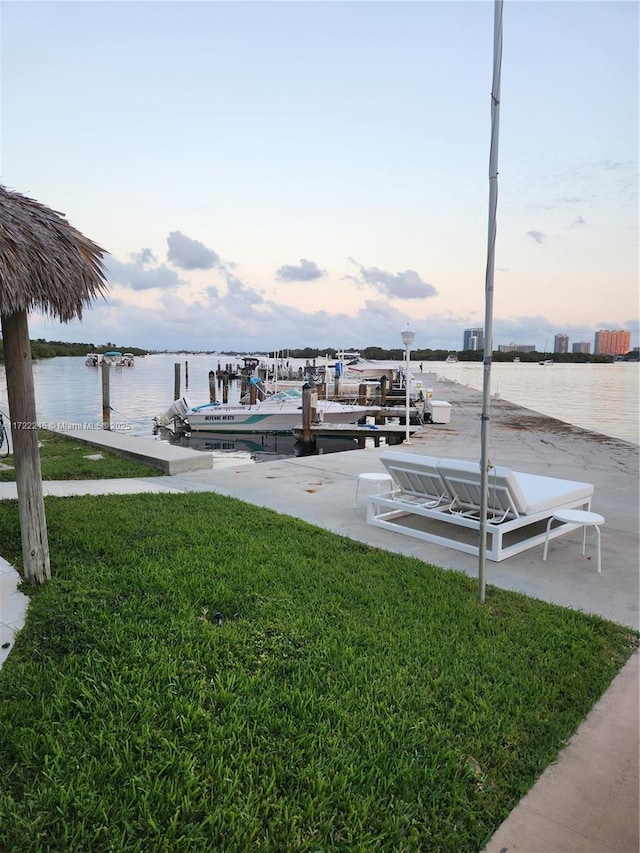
[478,0,503,604]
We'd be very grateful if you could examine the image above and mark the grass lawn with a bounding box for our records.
[0,492,636,852]
[0,428,163,480]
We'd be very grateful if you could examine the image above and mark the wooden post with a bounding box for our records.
[209,370,216,402]
[380,375,388,406]
[174,363,180,401]
[1,311,51,584]
[249,381,257,405]
[101,361,111,430]
[222,373,229,403]
[301,383,318,450]
[185,360,189,388]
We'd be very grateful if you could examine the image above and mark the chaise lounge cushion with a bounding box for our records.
[511,471,593,515]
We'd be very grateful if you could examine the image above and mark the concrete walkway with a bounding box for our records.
[1,378,638,851]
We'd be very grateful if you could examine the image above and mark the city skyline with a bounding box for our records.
[463,327,633,355]
[2,2,638,353]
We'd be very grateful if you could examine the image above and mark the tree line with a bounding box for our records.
[0,341,634,363]
[0,339,149,361]
[270,347,625,364]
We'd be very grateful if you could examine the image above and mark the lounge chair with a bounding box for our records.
[367,451,595,562]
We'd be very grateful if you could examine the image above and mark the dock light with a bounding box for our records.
[401,323,415,444]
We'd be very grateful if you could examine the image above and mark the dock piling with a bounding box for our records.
[102,361,111,430]
[174,363,180,401]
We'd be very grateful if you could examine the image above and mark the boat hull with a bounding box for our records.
[186,407,375,433]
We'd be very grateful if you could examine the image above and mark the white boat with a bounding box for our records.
[85,352,102,366]
[539,359,554,366]
[342,357,396,381]
[156,388,381,434]
[445,353,459,363]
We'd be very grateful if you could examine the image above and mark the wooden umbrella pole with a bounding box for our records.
[1,310,51,584]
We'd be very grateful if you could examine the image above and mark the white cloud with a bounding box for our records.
[348,260,438,299]
[275,259,327,282]
[167,231,221,271]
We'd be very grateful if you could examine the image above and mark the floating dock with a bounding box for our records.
[291,422,421,448]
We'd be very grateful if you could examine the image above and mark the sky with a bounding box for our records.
[1,0,638,353]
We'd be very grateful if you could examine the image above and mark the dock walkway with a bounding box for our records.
[49,426,213,475]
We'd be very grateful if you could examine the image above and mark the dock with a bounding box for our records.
[291,422,421,447]
[50,427,213,475]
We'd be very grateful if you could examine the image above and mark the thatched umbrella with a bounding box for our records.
[0,184,108,583]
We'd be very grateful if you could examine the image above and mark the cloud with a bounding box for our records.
[275,258,326,282]
[348,260,438,299]
[225,275,266,306]
[526,230,546,244]
[104,254,184,291]
[130,248,156,265]
[167,231,221,270]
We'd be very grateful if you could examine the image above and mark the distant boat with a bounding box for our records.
[445,354,459,363]
[342,357,396,381]
[513,357,521,363]
[539,359,554,366]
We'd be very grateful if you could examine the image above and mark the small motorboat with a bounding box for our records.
[155,388,381,434]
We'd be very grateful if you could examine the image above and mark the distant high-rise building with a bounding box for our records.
[572,341,591,354]
[497,343,535,353]
[554,334,569,354]
[463,328,484,351]
[594,329,631,356]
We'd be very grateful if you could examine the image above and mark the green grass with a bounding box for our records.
[0,428,163,480]
[0,493,636,852]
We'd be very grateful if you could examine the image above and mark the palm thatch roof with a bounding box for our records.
[0,184,108,321]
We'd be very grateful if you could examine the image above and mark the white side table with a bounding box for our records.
[543,509,605,573]
[354,472,393,508]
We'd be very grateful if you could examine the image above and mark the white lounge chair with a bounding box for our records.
[367,451,595,562]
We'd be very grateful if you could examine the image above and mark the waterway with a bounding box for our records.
[0,356,637,457]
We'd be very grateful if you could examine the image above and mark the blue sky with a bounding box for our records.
[2,0,638,352]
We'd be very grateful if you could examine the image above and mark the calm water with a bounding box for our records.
[0,355,637,451]
[434,361,638,445]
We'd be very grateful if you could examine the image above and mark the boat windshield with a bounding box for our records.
[265,389,303,403]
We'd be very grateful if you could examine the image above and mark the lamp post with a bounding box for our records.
[401,323,415,444]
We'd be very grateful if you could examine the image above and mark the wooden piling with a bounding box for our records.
[249,381,257,404]
[222,373,229,403]
[209,370,216,402]
[300,383,318,450]
[379,375,388,405]
[185,360,189,388]
[102,361,111,430]
[174,363,180,401]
